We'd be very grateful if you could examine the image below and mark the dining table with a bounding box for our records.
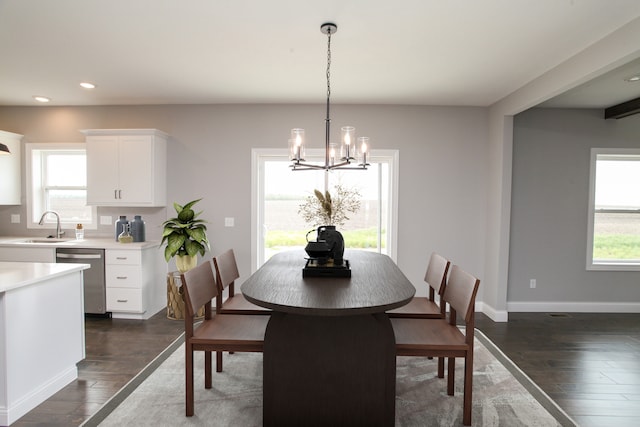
[241,249,415,427]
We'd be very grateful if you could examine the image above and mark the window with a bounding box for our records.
[587,148,640,270]
[251,148,398,270]
[26,143,96,231]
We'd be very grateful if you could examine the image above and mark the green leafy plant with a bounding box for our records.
[298,184,361,227]
[161,199,210,262]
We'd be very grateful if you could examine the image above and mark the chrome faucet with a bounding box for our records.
[38,211,64,238]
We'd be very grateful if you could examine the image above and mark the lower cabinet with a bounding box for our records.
[105,247,164,319]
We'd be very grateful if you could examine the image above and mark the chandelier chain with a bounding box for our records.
[326,29,331,102]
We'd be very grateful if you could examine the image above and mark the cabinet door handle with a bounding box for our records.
[116,257,127,260]
[118,189,122,199]
[116,276,128,279]
[114,189,118,199]
[117,299,128,303]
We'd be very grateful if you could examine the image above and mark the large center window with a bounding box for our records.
[251,148,398,270]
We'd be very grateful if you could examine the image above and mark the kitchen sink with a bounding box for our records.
[16,238,73,244]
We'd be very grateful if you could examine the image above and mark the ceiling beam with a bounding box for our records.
[604,97,640,119]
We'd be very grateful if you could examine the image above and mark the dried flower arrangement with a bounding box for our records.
[298,184,361,227]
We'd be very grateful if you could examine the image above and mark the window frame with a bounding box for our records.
[251,148,399,272]
[586,147,640,271]
[26,143,97,231]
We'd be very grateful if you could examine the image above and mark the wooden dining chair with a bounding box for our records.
[388,252,450,377]
[391,264,480,426]
[388,252,450,318]
[212,248,271,316]
[181,259,269,417]
[211,249,271,373]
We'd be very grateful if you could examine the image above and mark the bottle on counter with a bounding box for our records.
[130,215,146,242]
[115,216,129,242]
[118,223,134,243]
[75,223,84,240]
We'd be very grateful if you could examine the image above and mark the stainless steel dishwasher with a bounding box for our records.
[56,248,106,314]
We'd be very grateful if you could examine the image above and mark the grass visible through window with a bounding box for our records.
[593,234,640,260]
[266,227,385,250]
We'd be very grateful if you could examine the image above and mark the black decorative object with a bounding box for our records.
[304,226,345,265]
[317,225,344,265]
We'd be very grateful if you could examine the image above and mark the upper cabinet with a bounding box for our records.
[0,130,23,205]
[81,129,168,207]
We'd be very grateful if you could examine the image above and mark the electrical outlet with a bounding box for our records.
[224,217,235,227]
[10,214,20,223]
[530,279,536,289]
[100,215,113,225]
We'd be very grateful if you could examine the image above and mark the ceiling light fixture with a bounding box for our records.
[0,143,10,155]
[80,82,96,89]
[289,23,369,171]
[33,96,50,103]
[624,74,640,82]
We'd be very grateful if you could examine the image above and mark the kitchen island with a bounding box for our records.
[0,262,88,426]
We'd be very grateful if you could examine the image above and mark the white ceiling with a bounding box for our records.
[1,0,640,109]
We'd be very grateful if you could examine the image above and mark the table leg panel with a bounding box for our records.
[263,312,395,427]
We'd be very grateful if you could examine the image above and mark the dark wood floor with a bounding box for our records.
[10,311,640,426]
[476,312,640,427]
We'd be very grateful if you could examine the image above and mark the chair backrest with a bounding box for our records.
[212,249,240,295]
[424,252,450,301]
[442,265,480,325]
[181,260,217,319]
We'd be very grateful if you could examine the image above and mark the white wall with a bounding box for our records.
[0,104,489,303]
[509,107,640,312]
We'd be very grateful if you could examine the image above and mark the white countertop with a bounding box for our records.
[0,261,90,293]
[0,237,160,250]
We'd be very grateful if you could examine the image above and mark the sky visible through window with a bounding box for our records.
[595,158,640,209]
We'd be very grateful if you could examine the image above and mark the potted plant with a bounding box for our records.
[161,199,210,272]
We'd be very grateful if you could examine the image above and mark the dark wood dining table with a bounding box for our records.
[241,249,415,427]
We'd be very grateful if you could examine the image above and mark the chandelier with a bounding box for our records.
[289,23,370,171]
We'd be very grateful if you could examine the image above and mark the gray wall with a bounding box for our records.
[0,104,489,301]
[509,108,640,309]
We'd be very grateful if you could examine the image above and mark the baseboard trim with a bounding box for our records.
[477,302,509,322]
[507,301,640,313]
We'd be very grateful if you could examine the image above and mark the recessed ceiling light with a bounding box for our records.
[33,96,51,103]
[80,82,96,89]
[624,74,640,82]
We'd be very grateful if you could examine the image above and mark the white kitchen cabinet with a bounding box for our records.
[0,130,22,205]
[82,129,168,206]
[105,246,165,319]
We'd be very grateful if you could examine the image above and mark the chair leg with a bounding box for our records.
[205,351,212,389]
[185,344,194,416]
[463,354,473,426]
[437,357,445,378]
[216,350,223,372]
[447,357,455,396]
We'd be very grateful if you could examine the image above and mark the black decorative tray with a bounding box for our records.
[303,259,351,278]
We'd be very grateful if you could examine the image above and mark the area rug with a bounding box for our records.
[82,330,576,426]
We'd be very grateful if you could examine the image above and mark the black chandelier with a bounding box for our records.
[289,23,369,171]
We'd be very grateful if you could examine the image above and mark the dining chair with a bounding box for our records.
[387,252,450,377]
[212,249,271,373]
[181,259,269,417]
[213,248,271,315]
[391,264,480,426]
[387,252,450,318]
